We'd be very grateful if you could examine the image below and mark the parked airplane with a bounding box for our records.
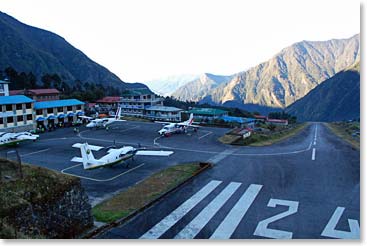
[71,142,174,170]
[0,131,39,147]
[79,107,125,129]
[158,113,199,136]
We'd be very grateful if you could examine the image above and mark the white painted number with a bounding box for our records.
[321,207,359,239]
[254,199,299,239]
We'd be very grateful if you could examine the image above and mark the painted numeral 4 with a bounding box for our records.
[321,207,359,239]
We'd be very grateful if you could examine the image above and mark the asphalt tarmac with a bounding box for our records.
[0,121,360,239]
[97,122,360,239]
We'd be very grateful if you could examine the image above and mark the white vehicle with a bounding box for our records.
[80,107,125,129]
[71,142,174,170]
[0,131,39,147]
[158,113,199,136]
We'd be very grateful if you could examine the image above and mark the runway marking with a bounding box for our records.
[61,163,145,182]
[20,148,50,157]
[321,207,360,239]
[315,124,318,138]
[198,131,213,140]
[175,182,241,239]
[313,140,316,145]
[210,184,263,239]
[153,136,162,146]
[207,149,236,164]
[254,199,299,239]
[140,180,222,239]
[312,148,316,161]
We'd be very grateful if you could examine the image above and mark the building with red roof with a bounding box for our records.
[10,88,60,102]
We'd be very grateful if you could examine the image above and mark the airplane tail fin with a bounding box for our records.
[72,143,102,169]
[115,106,122,120]
[188,113,194,125]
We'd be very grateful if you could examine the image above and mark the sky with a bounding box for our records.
[0,0,361,82]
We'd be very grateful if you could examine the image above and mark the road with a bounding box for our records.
[97,123,360,239]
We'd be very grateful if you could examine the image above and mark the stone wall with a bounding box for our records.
[3,182,93,238]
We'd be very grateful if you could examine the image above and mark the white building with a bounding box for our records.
[0,95,35,132]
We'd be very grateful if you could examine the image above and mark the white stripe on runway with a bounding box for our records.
[198,131,212,140]
[140,180,222,239]
[312,148,316,160]
[210,184,263,239]
[20,148,50,157]
[174,182,241,239]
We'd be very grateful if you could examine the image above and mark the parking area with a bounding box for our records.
[0,121,228,205]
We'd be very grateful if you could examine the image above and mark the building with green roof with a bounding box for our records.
[188,107,228,120]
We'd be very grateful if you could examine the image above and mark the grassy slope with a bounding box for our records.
[228,123,307,146]
[325,122,360,150]
[0,158,79,238]
[92,163,201,223]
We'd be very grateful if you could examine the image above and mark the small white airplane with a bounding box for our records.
[0,131,39,147]
[79,107,125,129]
[71,142,174,170]
[158,113,199,136]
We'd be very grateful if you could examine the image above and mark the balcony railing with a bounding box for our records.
[120,98,163,103]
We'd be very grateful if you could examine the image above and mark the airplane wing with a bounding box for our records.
[71,157,84,163]
[79,116,94,120]
[154,121,171,125]
[177,123,200,128]
[135,150,174,156]
[14,133,39,140]
[72,143,104,151]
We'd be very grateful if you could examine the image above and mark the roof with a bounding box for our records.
[267,118,288,123]
[220,116,255,124]
[145,106,183,112]
[27,88,60,95]
[0,95,34,105]
[34,99,84,109]
[9,90,25,95]
[10,89,60,96]
[121,88,154,96]
[254,115,267,119]
[188,108,228,116]
[0,80,10,84]
[96,96,121,103]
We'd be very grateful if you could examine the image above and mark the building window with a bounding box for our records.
[25,103,32,109]
[36,109,43,115]
[47,108,53,114]
[16,104,23,110]
[57,107,63,112]
[6,104,12,111]
[7,116,13,123]
[67,106,72,111]
[27,114,32,121]
[17,115,23,122]
[0,117,3,124]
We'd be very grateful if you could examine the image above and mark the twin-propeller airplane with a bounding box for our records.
[158,113,199,136]
[79,107,125,129]
[0,131,39,147]
[71,142,174,170]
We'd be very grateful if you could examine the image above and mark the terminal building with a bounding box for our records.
[0,95,35,132]
[188,108,228,121]
[144,106,183,121]
[34,99,85,129]
[120,88,164,117]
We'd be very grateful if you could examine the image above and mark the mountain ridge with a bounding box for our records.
[171,34,360,110]
[286,61,360,122]
[0,11,146,90]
